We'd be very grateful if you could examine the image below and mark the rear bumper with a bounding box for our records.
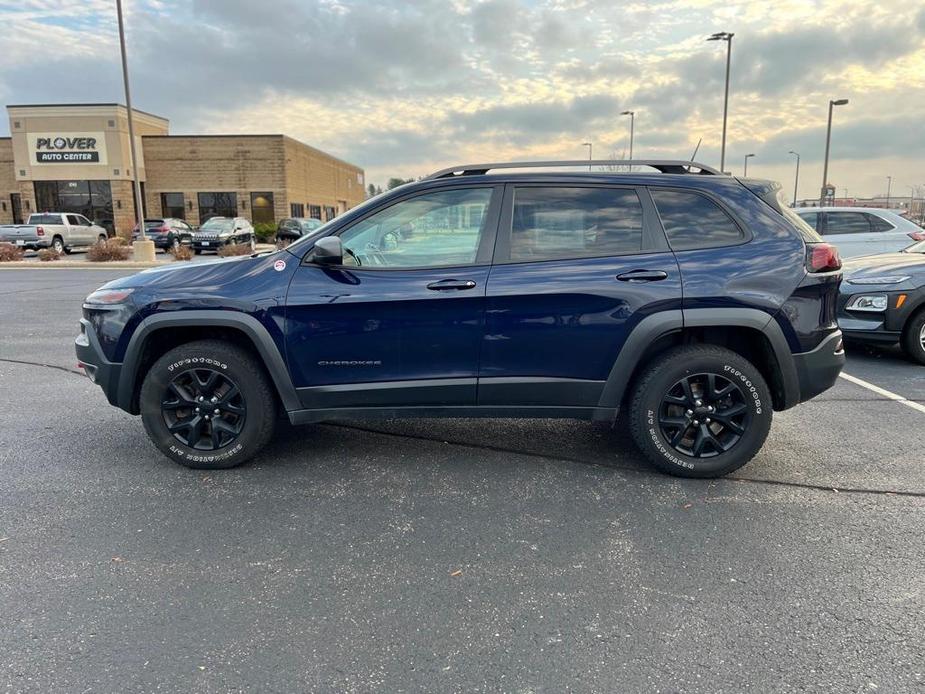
[75,318,122,408]
[791,330,845,403]
[0,237,49,250]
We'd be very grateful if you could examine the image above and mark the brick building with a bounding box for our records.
[0,103,365,233]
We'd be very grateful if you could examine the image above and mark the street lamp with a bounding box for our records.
[743,153,755,177]
[886,176,892,209]
[909,185,915,218]
[707,31,734,173]
[788,151,800,207]
[582,142,592,171]
[116,0,147,256]
[620,110,635,164]
[819,98,849,206]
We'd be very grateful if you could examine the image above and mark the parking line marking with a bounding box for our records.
[839,372,925,415]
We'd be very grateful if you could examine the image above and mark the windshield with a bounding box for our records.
[200,219,234,232]
[300,219,321,231]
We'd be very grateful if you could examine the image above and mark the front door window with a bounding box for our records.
[339,188,494,268]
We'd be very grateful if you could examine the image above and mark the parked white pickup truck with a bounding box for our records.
[0,213,109,254]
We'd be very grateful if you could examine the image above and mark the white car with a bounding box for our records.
[795,207,925,258]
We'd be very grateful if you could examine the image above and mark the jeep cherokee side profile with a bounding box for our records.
[75,160,845,478]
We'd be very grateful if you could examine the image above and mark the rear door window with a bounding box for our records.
[508,187,643,262]
[650,189,744,250]
[823,212,872,235]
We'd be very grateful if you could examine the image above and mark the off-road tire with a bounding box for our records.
[140,340,277,469]
[628,345,773,478]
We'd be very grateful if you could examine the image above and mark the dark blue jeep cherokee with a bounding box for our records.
[75,160,845,477]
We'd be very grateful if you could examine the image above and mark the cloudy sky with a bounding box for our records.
[1,0,923,198]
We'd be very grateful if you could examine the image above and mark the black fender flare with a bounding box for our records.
[596,307,800,412]
[116,310,301,413]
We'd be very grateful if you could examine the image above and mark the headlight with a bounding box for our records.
[85,288,134,305]
[846,275,910,285]
[846,294,888,312]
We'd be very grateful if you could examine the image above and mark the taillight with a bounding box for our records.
[158,225,170,233]
[908,231,925,242]
[806,242,841,273]
[36,226,45,236]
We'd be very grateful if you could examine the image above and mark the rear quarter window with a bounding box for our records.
[649,189,744,250]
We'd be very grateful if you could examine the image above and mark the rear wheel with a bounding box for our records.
[628,345,773,478]
[98,233,107,243]
[52,236,65,254]
[140,340,277,469]
[901,309,925,365]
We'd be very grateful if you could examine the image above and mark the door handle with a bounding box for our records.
[616,270,669,282]
[426,279,477,291]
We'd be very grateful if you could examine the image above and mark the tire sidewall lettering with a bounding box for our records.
[722,364,764,415]
[167,356,229,373]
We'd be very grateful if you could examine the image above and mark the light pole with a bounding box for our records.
[819,98,849,206]
[886,176,892,208]
[707,32,734,173]
[116,0,145,251]
[788,151,800,206]
[582,142,592,171]
[620,110,635,162]
[909,185,915,217]
[743,153,754,177]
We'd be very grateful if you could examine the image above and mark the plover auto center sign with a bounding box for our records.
[28,132,107,164]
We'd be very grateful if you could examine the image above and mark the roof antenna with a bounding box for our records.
[690,137,703,169]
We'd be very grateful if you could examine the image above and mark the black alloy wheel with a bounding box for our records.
[657,372,751,458]
[161,368,246,450]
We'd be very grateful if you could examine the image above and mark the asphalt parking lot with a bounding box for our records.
[1,268,923,693]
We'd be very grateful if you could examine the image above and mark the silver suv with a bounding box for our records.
[796,207,925,258]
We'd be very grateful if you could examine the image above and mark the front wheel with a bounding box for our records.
[628,345,773,478]
[139,340,277,469]
[901,309,925,365]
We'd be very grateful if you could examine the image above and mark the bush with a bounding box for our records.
[253,222,276,243]
[167,244,193,261]
[37,248,61,262]
[0,243,24,262]
[87,239,132,262]
[217,243,253,257]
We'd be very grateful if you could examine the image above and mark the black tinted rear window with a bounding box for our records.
[650,189,744,250]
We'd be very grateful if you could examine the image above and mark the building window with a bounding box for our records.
[324,205,336,221]
[198,192,237,222]
[160,193,185,220]
[290,202,304,218]
[251,192,275,224]
[34,180,113,225]
[309,205,322,220]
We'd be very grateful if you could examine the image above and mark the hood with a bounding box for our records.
[842,252,925,279]
[98,252,283,292]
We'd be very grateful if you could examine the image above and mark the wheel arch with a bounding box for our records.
[597,308,801,414]
[117,311,300,415]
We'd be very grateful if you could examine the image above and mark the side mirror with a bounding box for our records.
[310,236,343,265]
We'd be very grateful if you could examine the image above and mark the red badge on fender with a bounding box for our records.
[274,259,286,272]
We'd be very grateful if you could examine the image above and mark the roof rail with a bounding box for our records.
[425,159,723,180]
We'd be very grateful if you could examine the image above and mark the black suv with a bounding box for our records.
[76,160,845,477]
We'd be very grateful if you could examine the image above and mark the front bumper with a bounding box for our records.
[191,237,228,251]
[75,318,122,407]
[792,330,846,403]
